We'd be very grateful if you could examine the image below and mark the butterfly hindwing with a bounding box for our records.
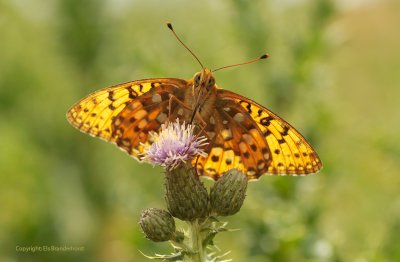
[194,97,272,180]
[112,85,192,159]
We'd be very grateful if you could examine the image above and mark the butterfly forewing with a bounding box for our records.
[67,78,189,159]
[215,89,322,177]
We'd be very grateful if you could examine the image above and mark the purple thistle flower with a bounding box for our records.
[141,119,208,170]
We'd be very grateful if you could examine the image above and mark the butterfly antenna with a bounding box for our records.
[212,53,270,72]
[167,22,204,68]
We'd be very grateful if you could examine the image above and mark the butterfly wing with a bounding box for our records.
[193,97,271,180]
[194,89,322,180]
[67,78,322,178]
[67,78,189,159]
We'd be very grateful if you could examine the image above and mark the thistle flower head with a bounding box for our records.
[141,119,208,170]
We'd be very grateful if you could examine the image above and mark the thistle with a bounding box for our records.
[141,119,208,171]
[139,120,248,261]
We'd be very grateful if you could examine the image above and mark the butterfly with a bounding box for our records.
[66,24,322,180]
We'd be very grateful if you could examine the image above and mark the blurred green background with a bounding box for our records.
[1,0,400,261]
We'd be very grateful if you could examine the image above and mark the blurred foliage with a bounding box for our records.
[1,0,400,261]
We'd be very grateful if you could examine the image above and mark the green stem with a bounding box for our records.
[187,219,205,262]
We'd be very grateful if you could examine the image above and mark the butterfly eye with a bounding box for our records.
[208,78,215,87]
[194,74,201,86]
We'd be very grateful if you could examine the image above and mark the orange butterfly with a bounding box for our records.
[67,23,322,180]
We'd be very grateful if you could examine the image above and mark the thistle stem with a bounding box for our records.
[187,219,205,262]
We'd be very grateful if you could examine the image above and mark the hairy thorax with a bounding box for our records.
[183,86,217,125]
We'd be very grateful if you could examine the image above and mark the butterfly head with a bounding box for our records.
[192,68,216,100]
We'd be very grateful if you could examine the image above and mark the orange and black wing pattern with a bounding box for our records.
[194,89,322,180]
[67,78,189,159]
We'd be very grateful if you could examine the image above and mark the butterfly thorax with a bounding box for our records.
[183,68,218,123]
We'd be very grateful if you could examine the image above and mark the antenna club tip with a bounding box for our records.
[166,22,173,30]
[260,53,270,59]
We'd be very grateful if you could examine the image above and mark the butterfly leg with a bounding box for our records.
[167,94,193,122]
[192,113,208,138]
[192,116,210,177]
[167,94,208,138]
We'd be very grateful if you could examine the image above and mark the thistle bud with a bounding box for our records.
[139,208,176,242]
[210,169,248,216]
[165,164,209,221]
